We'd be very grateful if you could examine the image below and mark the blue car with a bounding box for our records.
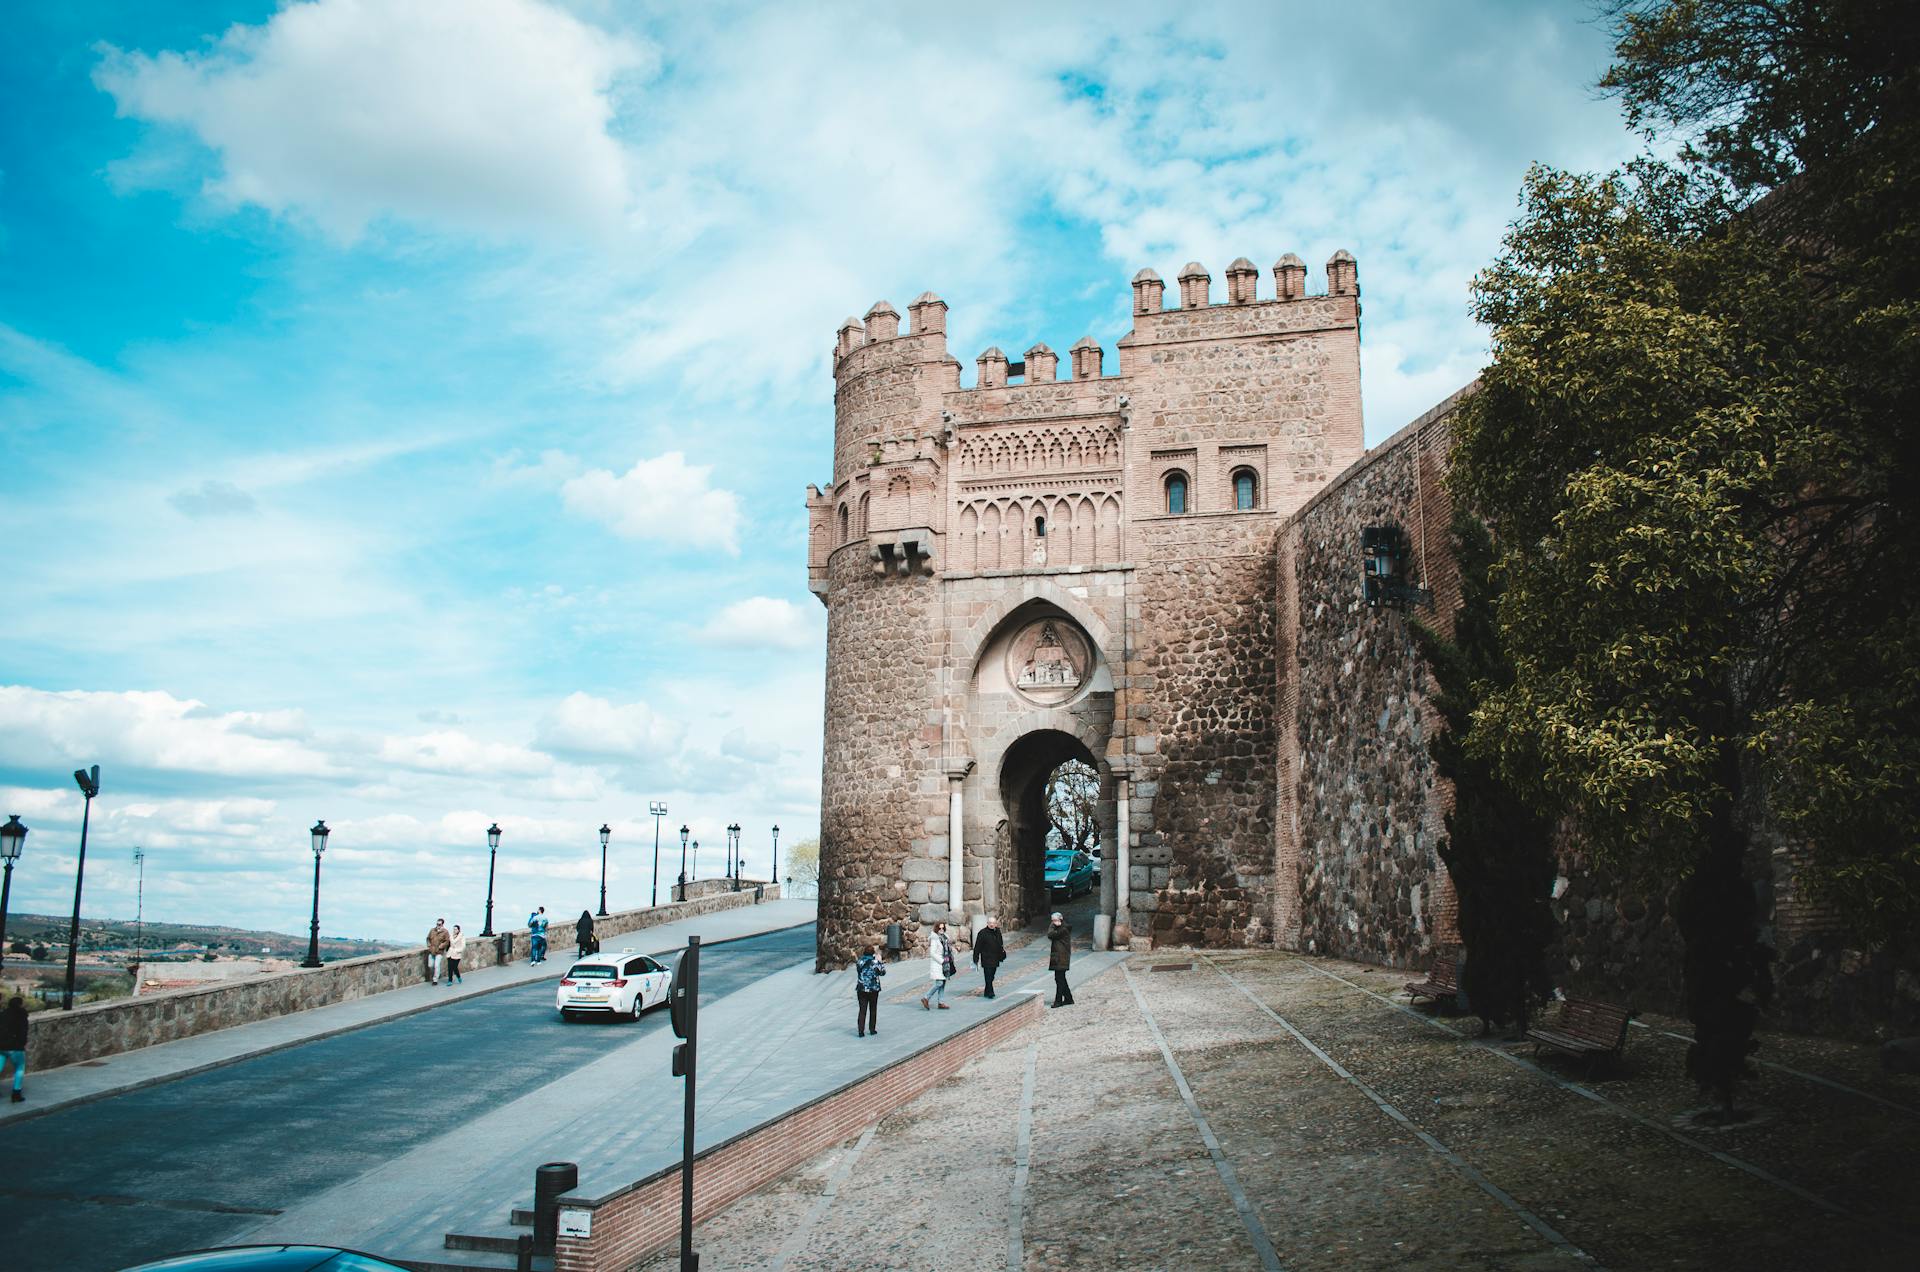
[118,1247,410,1271]
[1045,849,1096,899]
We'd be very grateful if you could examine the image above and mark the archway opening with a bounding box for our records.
[997,730,1105,931]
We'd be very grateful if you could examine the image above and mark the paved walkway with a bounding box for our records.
[0,899,818,1125]
[234,936,1128,1269]
[640,949,1919,1272]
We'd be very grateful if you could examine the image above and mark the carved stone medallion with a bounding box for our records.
[1005,619,1090,705]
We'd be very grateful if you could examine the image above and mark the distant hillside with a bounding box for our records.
[3,912,404,960]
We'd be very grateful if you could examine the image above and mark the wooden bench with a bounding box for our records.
[1526,997,1633,1070]
[1404,955,1459,1005]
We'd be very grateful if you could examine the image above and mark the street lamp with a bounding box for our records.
[771,824,779,893]
[132,847,145,987]
[649,802,668,908]
[481,823,502,937]
[0,815,27,968]
[677,824,689,902]
[302,820,329,969]
[728,823,741,892]
[598,823,612,917]
[63,765,99,1011]
[691,839,700,884]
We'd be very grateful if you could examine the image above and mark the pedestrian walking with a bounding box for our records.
[446,924,466,985]
[426,919,451,984]
[920,921,955,1011]
[527,907,549,963]
[855,944,886,1036]
[973,915,1006,999]
[1047,912,1074,1008]
[1,995,27,1103]
[575,910,598,956]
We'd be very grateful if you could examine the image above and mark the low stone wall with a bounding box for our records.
[553,991,1041,1272]
[26,879,779,1072]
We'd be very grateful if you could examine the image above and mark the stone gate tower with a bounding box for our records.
[807,254,1365,965]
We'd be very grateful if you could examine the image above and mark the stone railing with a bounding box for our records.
[26,879,781,1072]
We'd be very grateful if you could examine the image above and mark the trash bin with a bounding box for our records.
[533,1160,578,1252]
[495,932,513,964]
[885,922,903,957]
[754,883,765,903]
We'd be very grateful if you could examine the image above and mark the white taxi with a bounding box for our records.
[555,949,671,1021]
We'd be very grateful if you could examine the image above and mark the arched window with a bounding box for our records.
[838,503,849,544]
[1233,468,1258,511]
[1164,471,1189,515]
[1034,514,1046,538]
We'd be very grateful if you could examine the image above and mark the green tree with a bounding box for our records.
[785,838,820,899]
[1045,760,1101,857]
[1411,512,1557,1035]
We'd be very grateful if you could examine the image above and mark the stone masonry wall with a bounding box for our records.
[24,880,774,1072]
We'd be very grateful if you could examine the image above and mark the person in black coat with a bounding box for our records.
[2,995,29,1103]
[575,910,598,956]
[1047,913,1074,1008]
[972,916,1006,999]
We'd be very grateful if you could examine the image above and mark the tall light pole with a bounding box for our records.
[676,825,689,902]
[771,824,779,892]
[302,820,329,969]
[597,823,612,917]
[132,847,145,988]
[728,823,741,892]
[649,802,667,908]
[63,766,99,1011]
[0,815,26,970]
[691,838,700,884]
[481,823,501,936]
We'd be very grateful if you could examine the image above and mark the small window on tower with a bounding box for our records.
[1034,515,1046,538]
[1233,468,1258,511]
[1165,471,1189,515]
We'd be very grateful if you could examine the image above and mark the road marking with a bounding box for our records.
[767,1120,880,1272]
[1122,963,1285,1272]
[1293,958,1856,1221]
[1201,956,1603,1268]
[1007,1040,1039,1272]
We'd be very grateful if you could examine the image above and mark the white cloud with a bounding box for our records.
[698,597,822,652]
[93,0,652,240]
[561,451,742,553]
[169,478,258,517]
[377,729,552,778]
[0,686,337,778]
[535,692,683,763]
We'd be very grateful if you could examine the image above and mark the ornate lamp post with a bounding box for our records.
[63,765,100,1011]
[0,815,26,966]
[677,824,689,902]
[691,838,700,884]
[481,823,502,936]
[649,801,668,908]
[302,820,329,969]
[728,823,741,891]
[597,823,612,917]
[771,824,779,892]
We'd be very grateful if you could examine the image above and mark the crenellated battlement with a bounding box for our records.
[834,251,1358,392]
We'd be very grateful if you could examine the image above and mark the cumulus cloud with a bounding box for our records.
[535,692,683,763]
[377,728,552,778]
[93,0,652,240]
[561,452,742,553]
[168,478,258,517]
[0,686,336,778]
[698,597,822,652]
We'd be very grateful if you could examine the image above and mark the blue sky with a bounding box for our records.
[0,1,1640,942]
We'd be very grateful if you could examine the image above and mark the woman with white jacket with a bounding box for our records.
[445,925,467,985]
[920,921,953,1011]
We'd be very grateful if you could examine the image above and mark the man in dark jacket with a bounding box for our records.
[2,995,29,1102]
[1047,912,1074,1008]
[972,916,1006,999]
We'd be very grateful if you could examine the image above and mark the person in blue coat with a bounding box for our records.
[855,944,886,1037]
[527,907,549,963]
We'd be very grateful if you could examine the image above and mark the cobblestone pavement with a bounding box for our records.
[640,952,1918,1271]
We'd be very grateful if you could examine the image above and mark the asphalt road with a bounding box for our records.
[0,923,817,1272]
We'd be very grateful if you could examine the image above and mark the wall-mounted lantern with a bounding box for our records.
[1362,525,1432,609]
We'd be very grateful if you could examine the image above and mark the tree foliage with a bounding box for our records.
[1411,512,1556,1034]
[1045,760,1101,856]
[784,837,820,898]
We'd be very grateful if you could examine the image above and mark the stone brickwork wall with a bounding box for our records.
[25,880,770,1072]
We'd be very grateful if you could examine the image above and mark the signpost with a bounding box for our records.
[669,935,701,1271]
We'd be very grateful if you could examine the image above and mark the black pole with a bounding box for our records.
[651,813,662,908]
[679,935,700,1272]
[0,861,13,968]
[62,791,93,1011]
[677,828,688,902]
[302,850,324,968]
[598,837,609,917]
[482,846,497,936]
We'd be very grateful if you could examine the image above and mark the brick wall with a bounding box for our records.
[24,880,773,1071]
[554,994,1042,1271]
